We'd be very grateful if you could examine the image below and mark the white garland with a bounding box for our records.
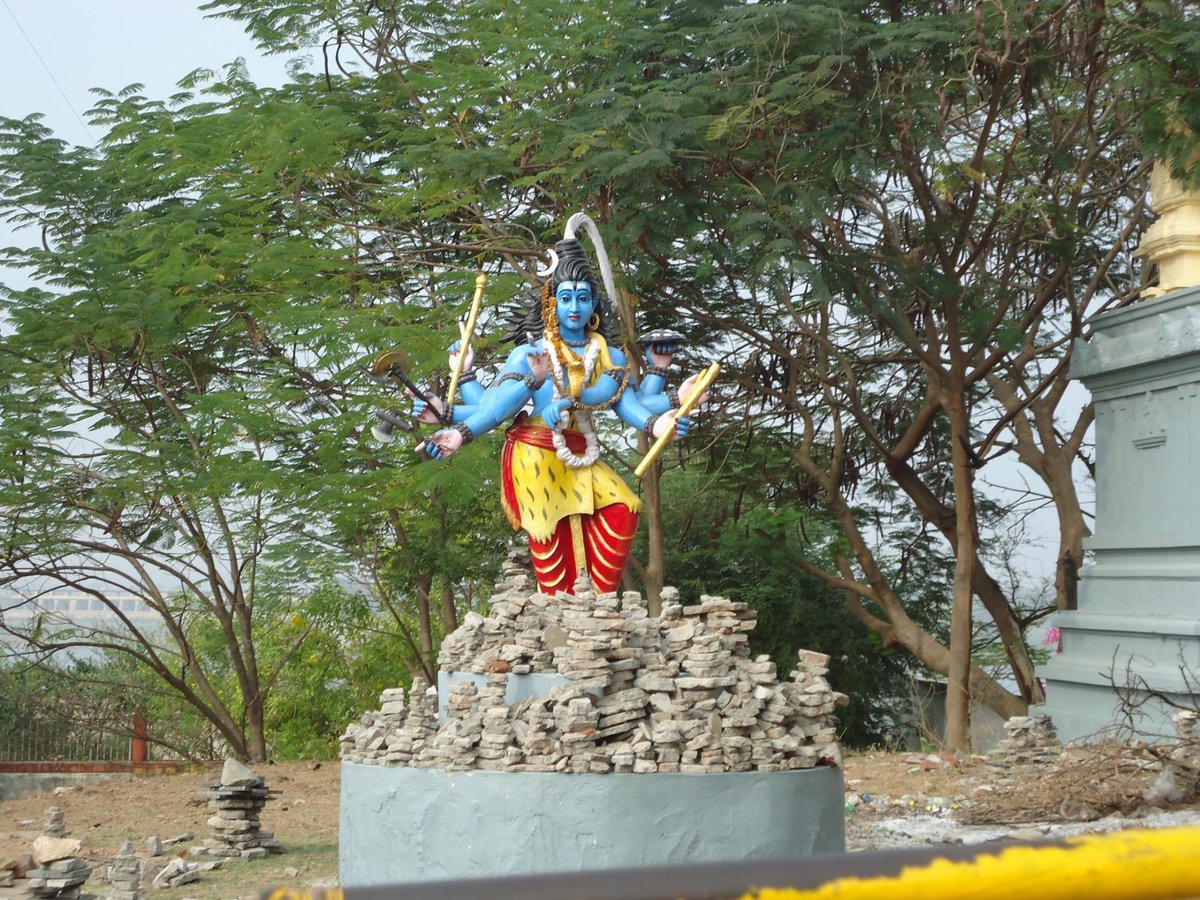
[546,337,601,469]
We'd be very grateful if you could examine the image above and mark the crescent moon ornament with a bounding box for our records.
[536,249,559,278]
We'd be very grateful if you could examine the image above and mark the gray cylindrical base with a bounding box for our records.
[339,763,845,888]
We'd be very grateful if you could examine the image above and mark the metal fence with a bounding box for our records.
[0,715,131,763]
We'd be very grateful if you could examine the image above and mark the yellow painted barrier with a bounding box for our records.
[744,826,1200,900]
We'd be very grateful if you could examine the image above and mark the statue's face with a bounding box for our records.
[555,281,595,338]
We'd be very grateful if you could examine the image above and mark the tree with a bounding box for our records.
[205,0,1200,749]
[0,63,499,758]
[586,0,1200,749]
[7,0,1199,756]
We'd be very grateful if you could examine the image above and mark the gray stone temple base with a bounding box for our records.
[339,762,845,887]
[1040,285,1200,742]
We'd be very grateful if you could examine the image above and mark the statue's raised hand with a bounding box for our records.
[425,427,463,460]
[646,341,680,370]
[410,390,446,425]
[679,372,711,408]
[526,345,552,386]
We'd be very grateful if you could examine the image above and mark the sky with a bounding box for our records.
[0,1,1085,594]
[0,1,290,147]
[0,0,295,289]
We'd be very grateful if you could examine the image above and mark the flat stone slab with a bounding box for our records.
[339,761,844,887]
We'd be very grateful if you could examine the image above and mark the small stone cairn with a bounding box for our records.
[100,841,143,900]
[41,807,66,839]
[201,759,285,859]
[26,807,90,899]
[341,560,847,774]
[988,714,1062,770]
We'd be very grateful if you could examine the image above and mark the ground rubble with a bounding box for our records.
[844,711,1200,852]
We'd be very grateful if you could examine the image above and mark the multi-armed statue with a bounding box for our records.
[378,213,717,596]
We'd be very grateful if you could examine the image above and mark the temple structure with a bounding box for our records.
[1040,157,1200,741]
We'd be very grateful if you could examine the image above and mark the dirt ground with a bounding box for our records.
[1,747,1197,898]
[0,761,338,900]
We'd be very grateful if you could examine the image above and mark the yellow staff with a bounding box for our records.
[634,363,719,479]
[444,272,487,408]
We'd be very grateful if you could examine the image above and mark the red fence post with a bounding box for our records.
[131,714,148,763]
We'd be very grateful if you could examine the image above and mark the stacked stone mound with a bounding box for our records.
[988,715,1062,769]
[41,807,66,839]
[26,858,91,900]
[26,807,90,899]
[101,841,143,900]
[341,570,847,774]
[202,760,285,859]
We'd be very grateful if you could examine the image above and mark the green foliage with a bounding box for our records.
[0,579,401,761]
[189,577,404,760]
[4,0,1198,747]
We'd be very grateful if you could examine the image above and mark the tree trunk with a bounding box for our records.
[839,593,1028,720]
[640,453,665,615]
[617,288,663,613]
[245,698,268,764]
[415,575,434,663]
[885,455,1043,704]
[1046,460,1089,612]
[943,387,977,753]
[440,581,458,633]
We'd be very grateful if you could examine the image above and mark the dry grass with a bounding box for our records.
[961,741,1189,825]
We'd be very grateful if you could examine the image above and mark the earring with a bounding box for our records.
[588,313,600,330]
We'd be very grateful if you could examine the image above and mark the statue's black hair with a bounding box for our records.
[505,239,617,344]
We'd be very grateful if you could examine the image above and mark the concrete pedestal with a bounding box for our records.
[339,763,845,888]
[1040,286,1200,742]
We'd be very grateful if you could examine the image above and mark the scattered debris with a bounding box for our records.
[150,857,199,890]
[1142,767,1184,807]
